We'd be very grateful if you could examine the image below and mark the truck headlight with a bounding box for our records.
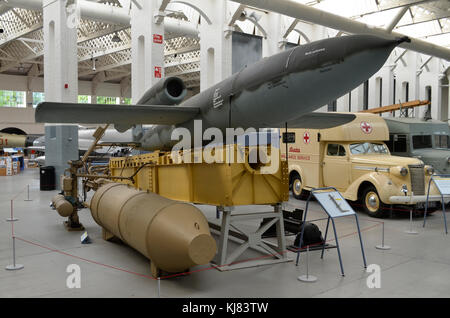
[425,165,434,175]
[390,166,408,177]
[400,167,408,176]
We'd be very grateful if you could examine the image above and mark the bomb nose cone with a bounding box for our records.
[342,34,408,58]
[188,234,217,265]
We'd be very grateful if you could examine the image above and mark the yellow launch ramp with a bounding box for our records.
[109,145,289,207]
[109,145,291,272]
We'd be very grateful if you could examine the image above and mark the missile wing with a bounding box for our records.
[35,103,200,126]
[286,113,356,129]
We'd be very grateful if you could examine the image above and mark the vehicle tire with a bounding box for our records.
[291,175,309,200]
[362,186,388,218]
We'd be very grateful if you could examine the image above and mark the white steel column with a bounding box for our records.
[196,0,232,91]
[131,0,165,101]
[43,0,78,103]
[43,0,79,188]
[261,12,283,58]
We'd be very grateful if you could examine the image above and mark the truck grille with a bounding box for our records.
[409,164,425,195]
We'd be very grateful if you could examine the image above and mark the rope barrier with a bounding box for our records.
[12,220,381,280]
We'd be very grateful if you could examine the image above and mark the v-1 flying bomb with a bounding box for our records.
[36,35,409,150]
[36,34,410,276]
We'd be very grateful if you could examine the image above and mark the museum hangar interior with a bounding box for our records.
[0,0,450,299]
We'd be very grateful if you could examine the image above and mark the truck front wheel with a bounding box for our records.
[291,176,309,200]
[362,186,388,218]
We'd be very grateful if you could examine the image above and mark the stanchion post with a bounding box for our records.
[405,207,419,235]
[157,277,161,298]
[5,237,24,271]
[24,184,32,202]
[376,222,391,250]
[6,200,18,222]
[297,245,317,283]
[5,196,24,271]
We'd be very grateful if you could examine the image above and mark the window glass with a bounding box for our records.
[412,135,432,149]
[0,90,25,107]
[392,134,407,152]
[97,96,120,104]
[327,144,346,156]
[78,95,90,104]
[434,135,450,149]
[282,132,295,144]
[350,143,389,155]
[33,92,45,108]
[122,98,132,105]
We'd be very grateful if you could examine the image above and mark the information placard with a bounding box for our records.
[431,177,450,196]
[313,191,355,218]
[295,187,366,276]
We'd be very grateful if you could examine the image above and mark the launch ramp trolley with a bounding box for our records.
[209,204,291,271]
[108,144,291,272]
[295,187,367,276]
[423,175,450,234]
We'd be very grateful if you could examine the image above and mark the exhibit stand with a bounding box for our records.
[295,187,367,276]
[424,175,450,234]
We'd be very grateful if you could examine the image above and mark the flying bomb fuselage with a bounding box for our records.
[36,35,408,151]
[139,35,408,150]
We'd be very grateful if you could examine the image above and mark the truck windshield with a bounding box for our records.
[350,143,389,155]
[434,135,450,149]
[412,135,432,149]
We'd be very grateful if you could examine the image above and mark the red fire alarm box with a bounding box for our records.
[154,66,162,79]
[153,34,163,44]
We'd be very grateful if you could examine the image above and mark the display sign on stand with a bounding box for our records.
[295,187,367,276]
[424,175,450,234]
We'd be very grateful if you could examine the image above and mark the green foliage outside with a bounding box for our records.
[97,96,119,104]
[0,90,128,107]
[0,90,25,107]
[122,97,132,105]
[78,95,90,103]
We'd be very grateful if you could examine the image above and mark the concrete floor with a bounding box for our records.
[1,168,450,298]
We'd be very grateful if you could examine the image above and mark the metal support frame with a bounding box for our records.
[424,174,449,234]
[210,204,291,271]
[295,187,367,277]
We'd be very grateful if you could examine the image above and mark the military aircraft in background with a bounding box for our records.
[0,132,36,150]
[27,126,138,165]
[35,35,410,150]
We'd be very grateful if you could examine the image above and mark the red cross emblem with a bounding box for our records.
[360,121,372,134]
[303,132,311,144]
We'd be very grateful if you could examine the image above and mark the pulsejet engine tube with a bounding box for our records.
[137,77,187,106]
[90,183,217,274]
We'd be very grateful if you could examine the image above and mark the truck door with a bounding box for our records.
[323,143,350,190]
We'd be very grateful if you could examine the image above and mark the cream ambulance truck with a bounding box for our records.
[281,113,440,218]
